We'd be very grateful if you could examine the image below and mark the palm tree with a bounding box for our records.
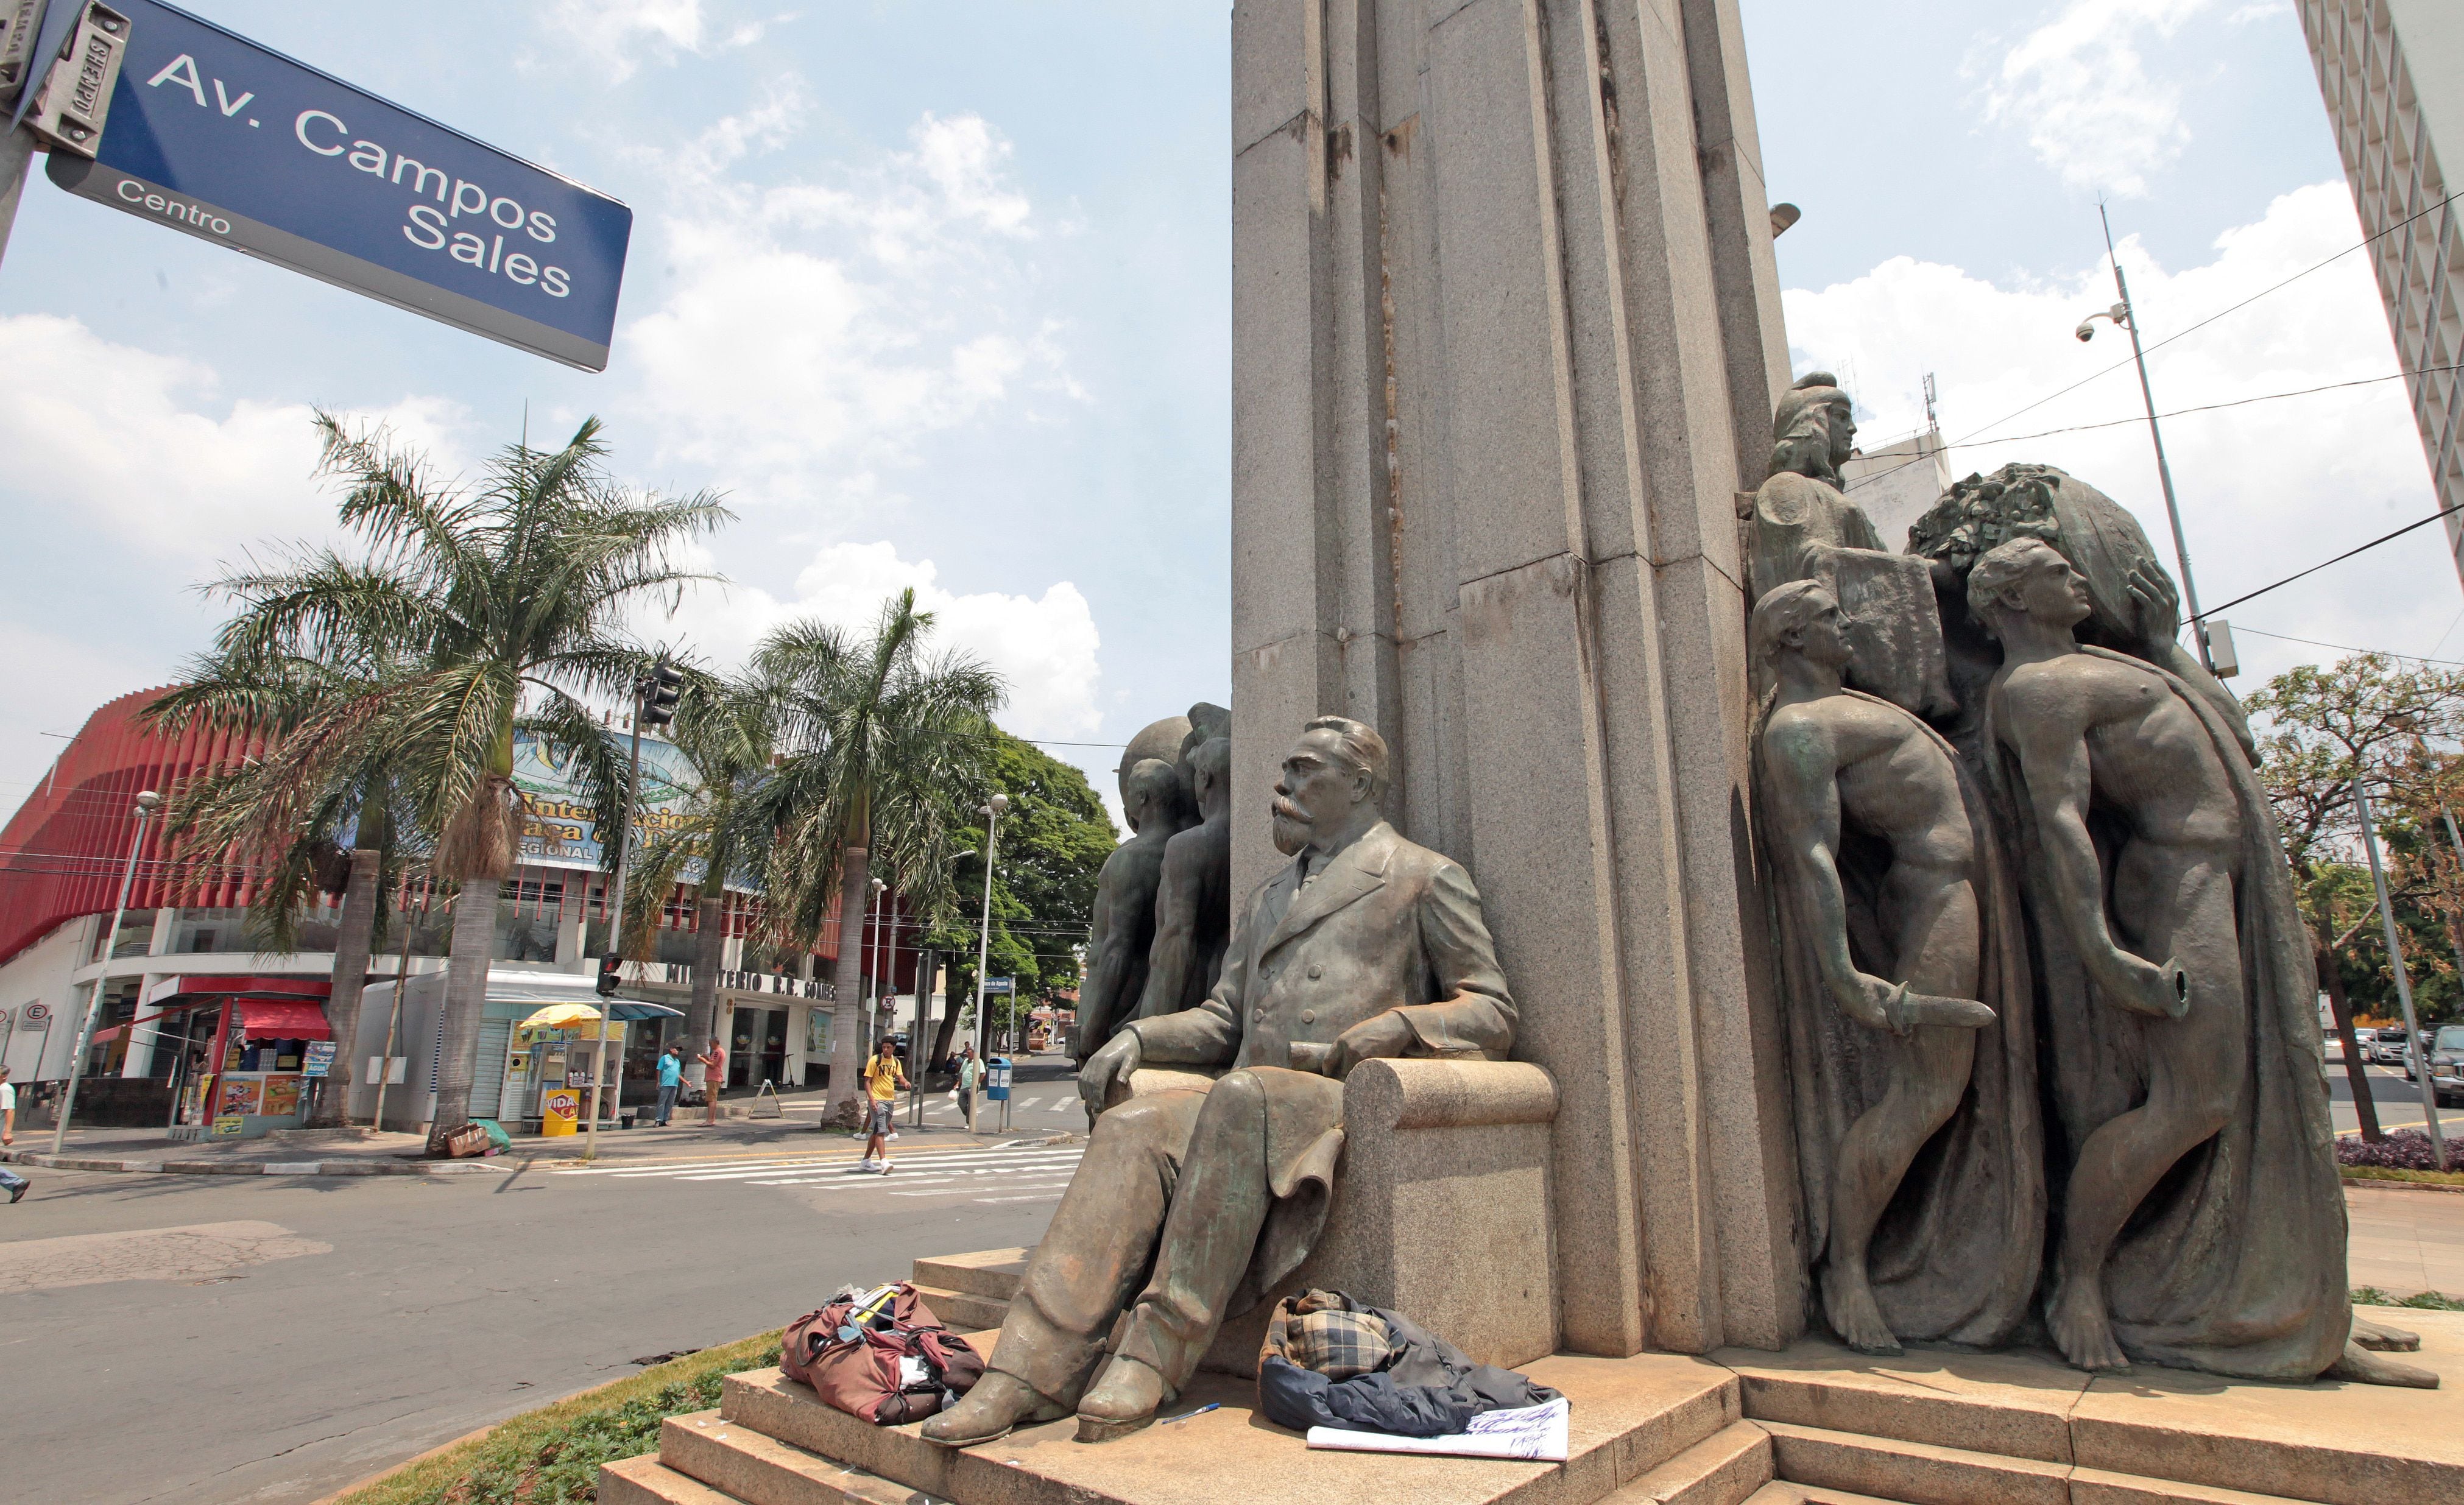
[145,647,425,1128]
[181,412,729,1151]
[617,669,777,1087]
[738,590,1003,1122]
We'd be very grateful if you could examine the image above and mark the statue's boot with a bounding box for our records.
[2328,1340,2441,1389]
[920,1371,1070,1447]
[1075,1355,1173,1443]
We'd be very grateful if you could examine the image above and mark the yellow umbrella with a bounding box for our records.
[520,1001,610,1029]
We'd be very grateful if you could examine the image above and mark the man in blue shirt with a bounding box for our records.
[654,1045,683,1127]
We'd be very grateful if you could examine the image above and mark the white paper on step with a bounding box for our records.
[1303,1397,1569,1462]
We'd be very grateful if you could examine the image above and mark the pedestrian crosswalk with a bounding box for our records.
[550,1142,1087,1207]
[777,1093,1088,1127]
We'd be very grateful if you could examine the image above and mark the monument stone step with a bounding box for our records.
[1721,1309,2464,1505]
[683,1350,1738,1505]
[1600,1419,1772,1505]
[910,1247,1028,1302]
[1740,1481,1919,1505]
[599,1451,754,1505]
[1759,1419,2075,1505]
[654,1409,913,1505]
[909,1282,1012,1333]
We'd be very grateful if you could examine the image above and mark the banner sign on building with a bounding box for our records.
[510,731,710,879]
[45,0,630,369]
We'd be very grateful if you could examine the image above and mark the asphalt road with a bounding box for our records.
[0,1064,1087,1505]
[2325,1046,2460,1138]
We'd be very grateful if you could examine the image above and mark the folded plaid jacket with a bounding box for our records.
[1256,1289,1561,1437]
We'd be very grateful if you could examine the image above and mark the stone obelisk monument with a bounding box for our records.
[1229,0,1799,1358]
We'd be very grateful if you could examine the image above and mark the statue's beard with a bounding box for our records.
[1271,797,1312,855]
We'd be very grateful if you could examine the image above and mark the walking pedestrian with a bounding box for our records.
[697,1037,725,1127]
[654,1044,683,1127]
[955,1043,982,1130]
[1,1066,27,1204]
[859,1036,908,1174]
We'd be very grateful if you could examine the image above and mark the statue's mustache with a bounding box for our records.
[1271,795,1310,825]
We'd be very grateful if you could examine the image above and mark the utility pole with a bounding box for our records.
[969,794,1007,1134]
[54,788,157,1152]
[588,657,680,1160]
[2354,775,2448,1168]
[2089,203,2212,672]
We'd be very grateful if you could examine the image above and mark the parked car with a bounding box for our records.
[2368,1029,2412,1066]
[2401,1024,2464,1107]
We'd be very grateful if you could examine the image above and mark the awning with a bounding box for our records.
[233,999,333,1041]
[147,975,328,1006]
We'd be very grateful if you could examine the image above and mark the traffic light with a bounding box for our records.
[640,661,684,728]
[596,951,622,998]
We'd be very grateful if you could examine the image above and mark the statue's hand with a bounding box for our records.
[1834,972,1905,1034]
[2125,561,2180,647]
[1078,1029,1142,1118]
[2100,951,2191,1020]
[1328,1009,1416,1080]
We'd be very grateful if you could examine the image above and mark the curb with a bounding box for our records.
[0,1130,1078,1178]
[0,1149,509,1176]
[2343,1171,2464,1194]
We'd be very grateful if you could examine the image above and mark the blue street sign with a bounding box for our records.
[44,0,629,370]
[983,976,1014,994]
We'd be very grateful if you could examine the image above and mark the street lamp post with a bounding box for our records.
[2078,203,2213,672]
[54,789,160,1154]
[969,793,1008,1135]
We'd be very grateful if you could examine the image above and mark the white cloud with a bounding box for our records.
[537,0,782,82]
[0,314,468,565]
[617,108,1073,516]
[658,541,1103,742]
[1784,180,2459,689]
[1984,0,2215,196]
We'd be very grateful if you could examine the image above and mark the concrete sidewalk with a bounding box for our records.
[2347,1181,2464,1299]
[0,1115,1071,1177]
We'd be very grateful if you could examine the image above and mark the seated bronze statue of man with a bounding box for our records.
[922,714,1516,1446]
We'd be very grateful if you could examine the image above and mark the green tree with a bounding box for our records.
[145,647,425,1126]
[2247,654,2464,1135]
[929,732,1116,1063]
[169,412,727,1150]
[738,591,1004,1120]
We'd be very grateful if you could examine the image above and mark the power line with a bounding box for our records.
[1844,189,2464,498]
[2229,626,2464,668]
[1955,186,2463,449]
[2190,502,2464,623]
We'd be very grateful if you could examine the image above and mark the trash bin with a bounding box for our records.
[987,1057,1012,1101]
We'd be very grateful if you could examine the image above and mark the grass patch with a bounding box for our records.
[330,1328,782,1505]
[2353,1286,2464,1312]
[2341,1165,2464,1188]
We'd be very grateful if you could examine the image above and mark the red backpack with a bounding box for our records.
[782,1283,987,1425]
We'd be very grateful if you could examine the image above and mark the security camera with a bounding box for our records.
[2075,320,2097,342]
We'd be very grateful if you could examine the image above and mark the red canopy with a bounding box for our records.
[234,999,331,1041]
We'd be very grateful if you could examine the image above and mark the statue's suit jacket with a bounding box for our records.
[1127,818,1515,1304]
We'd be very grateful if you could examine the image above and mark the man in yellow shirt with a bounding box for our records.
[859,1037,909,1174]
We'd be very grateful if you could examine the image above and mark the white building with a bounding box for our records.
[2301,1,2464,587]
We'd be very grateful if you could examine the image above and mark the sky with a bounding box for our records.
[0,0,2450,823]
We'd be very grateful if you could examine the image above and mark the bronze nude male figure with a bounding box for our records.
[1751,582,2016,1355]
[1971,537,2370,1380]
[1135,735,1232,1022]
[922,716,1515,1446]
[1072,757,1193,1060]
